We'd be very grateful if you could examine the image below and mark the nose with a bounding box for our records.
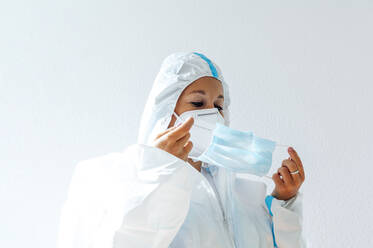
[205,101,215,109]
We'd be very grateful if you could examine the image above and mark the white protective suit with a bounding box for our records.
[57,52,307,248]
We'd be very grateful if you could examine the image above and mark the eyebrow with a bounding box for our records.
[189,90,224,99]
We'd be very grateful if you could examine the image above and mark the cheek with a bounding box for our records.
[173,100,187,115]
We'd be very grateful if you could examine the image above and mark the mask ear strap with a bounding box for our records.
[173,112,181,121]
[276,143,290,147]
[173,112,185,128]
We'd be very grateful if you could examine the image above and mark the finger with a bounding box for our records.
[278,167,294,185]
[272,172,284,186]
[176,132,191,146]
[291,171,302,185]
[283,160,303,185]
[184,140,193,154]
[282,158,297,169]
[282,159,298,174]
[154,125,178,140]
[288,147,305,180]
[180,141,193,160]
[167,117,194,141]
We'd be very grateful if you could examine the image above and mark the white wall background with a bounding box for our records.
[1,1,372,247]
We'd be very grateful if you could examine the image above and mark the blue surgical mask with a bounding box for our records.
[197,123,283,177]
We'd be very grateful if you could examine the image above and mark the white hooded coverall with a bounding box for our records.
[57,52,307,248]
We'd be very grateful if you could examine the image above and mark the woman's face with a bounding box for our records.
[168,76,224,128]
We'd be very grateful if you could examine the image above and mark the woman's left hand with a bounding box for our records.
[271,147,305,201]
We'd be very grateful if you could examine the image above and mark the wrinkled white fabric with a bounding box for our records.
[57,52,307,247]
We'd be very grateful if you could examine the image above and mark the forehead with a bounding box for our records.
[183,76,223,95]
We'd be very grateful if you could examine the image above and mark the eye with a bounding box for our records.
[190,101,204,107]
[214,104,223,111]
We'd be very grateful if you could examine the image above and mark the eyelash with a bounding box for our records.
[190,101,223,111]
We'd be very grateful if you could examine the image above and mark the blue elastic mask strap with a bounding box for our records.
[193,52,218,78]
[265,195,278,248]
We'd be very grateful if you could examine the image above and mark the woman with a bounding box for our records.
[57,52,306,248]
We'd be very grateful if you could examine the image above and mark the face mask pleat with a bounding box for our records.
[201,144,271,176]
[252,136,277,153]
[212,123,254,148]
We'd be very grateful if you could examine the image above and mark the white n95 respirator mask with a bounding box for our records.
[173,108,225,161]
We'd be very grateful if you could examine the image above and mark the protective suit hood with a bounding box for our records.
[137,52,231,145]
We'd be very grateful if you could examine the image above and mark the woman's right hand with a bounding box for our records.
[151,117,194,161]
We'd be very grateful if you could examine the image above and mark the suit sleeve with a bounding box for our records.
[264,192,308,248]
[56,144,200,248]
